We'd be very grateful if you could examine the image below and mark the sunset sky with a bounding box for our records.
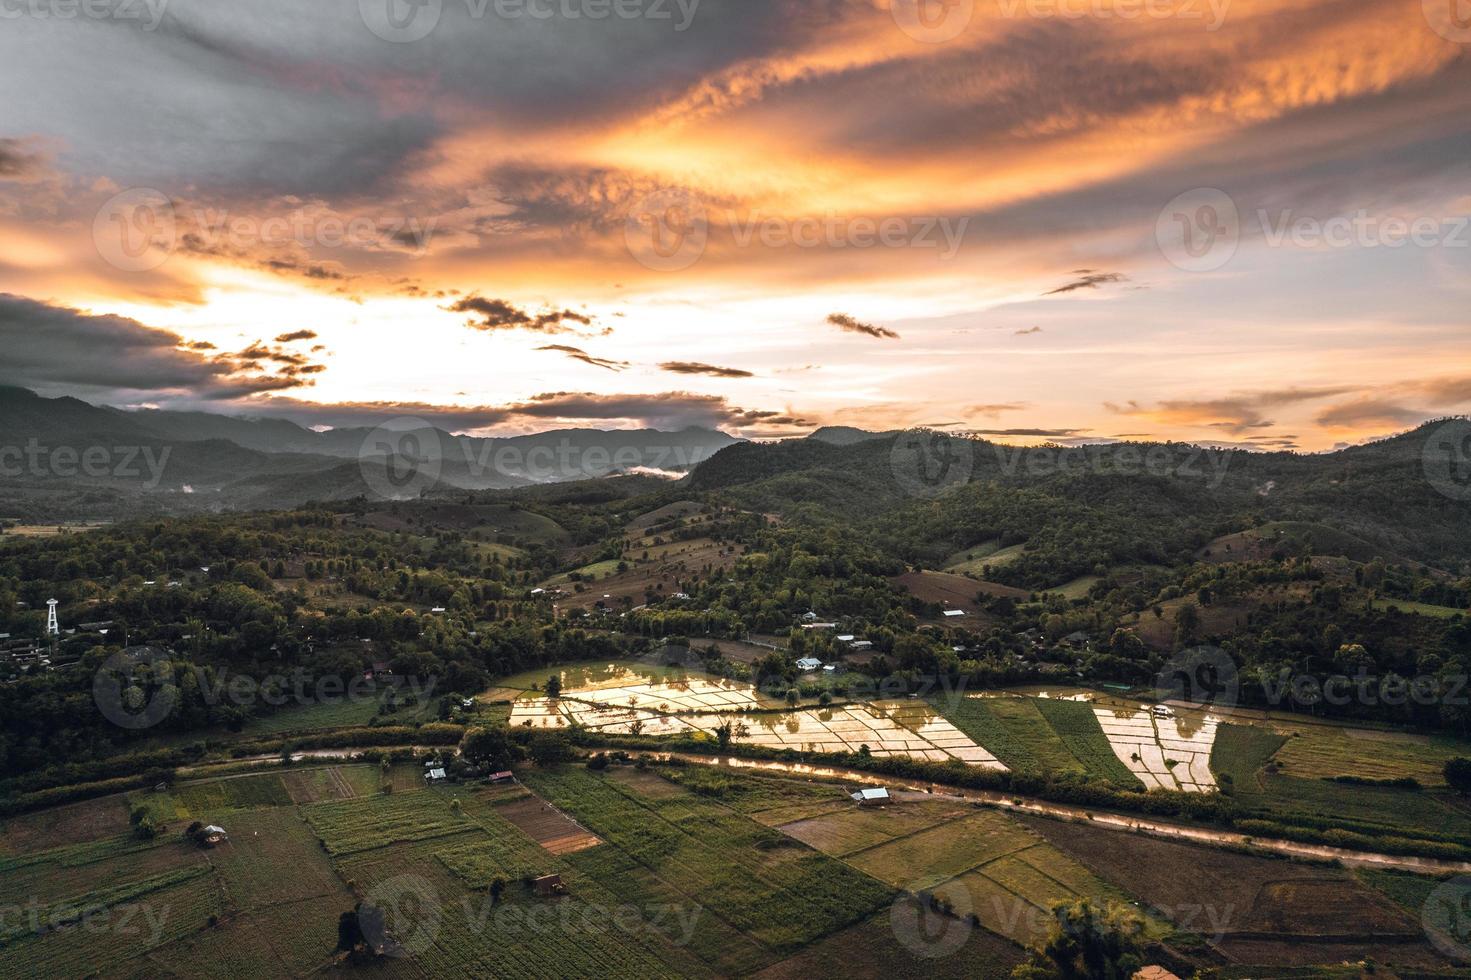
[1,0,1468,449]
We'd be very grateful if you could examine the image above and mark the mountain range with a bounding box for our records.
[0,387,741,517]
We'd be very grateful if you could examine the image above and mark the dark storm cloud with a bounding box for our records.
[972,428,1089,438]
[447,296,602,335]
[0,293,314,400]
[826,313,899,340]
[659,362,754,378]
[1044,271,1128,296]
[536,344,629,372]
[0,138,46,181]
[274,330,318,343]
[249,390,810,433]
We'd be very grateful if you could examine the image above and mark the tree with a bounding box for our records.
[1446,757,1471,795]
[1174,602,1201,644]
[528,729,574,767]
[545,674,562,698]
[459,725,514,770]
[1011,900,1143,980]
[714,720,733,750]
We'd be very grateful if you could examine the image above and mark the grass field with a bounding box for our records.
[943,541,1025,575]
[1370,597,1469,619]
[1271,726,1471,786]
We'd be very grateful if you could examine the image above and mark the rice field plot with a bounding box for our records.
[495,795,602,855]
[1032,698,1142,787]
[0,794,130,852]
[778,799,971,856]
[1272,725,1471,786]
[208,808,353,911]
[1358,868,1446,915]
[1209,723,1285,793]
[1092,705,1217,792]
[751,911,1024,980]
[122,912,296,980]
[0,872,224,980]
[524,767,895,952]
[0,834,203,911]
[1016,813,1445,968]
[568,843,772,976]
[608,766,693,799]
[172,772,295,815]
[337,834,693,978]
[386,761,431,794]
[937,696,1085,775]
[302,791,471,854]
[0,863,209,944]
[844,810,1038,891]
[280,765,376,804]
[657,767,853,816]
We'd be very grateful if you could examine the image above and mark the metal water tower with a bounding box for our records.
[46,599,59,637]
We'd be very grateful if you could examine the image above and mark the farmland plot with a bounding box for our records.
[515,678,1009,767]
[0,873,224,980]
[1032,698,1142,787]
[1092,705,1217,792]
[336,834,692,978]
[844,810,1037,891]
[524,767,895,952]
[303,791,470,854]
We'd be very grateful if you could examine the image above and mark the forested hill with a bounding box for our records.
[686,424,1471,582]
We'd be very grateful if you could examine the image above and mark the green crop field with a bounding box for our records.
[173,772,295,815]
[1031,698,1142,787]
[523,767,895,952]
[933,696,1088,775]
[1272,726,1471,786]
[844,809,1038,890]
[303,790,471,854]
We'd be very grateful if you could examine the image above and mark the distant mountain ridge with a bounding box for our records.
[0,387,743,514]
